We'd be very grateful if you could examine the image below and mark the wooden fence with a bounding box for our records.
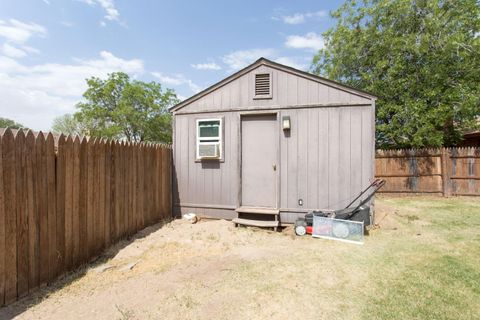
[376,147,480,196]
[0,129,172,306]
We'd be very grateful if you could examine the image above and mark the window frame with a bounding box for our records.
[196,118,223,160]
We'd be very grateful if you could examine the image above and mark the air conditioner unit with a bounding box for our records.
[198,143,220,159]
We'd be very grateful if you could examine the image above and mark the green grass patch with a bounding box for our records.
[363,197,480,320]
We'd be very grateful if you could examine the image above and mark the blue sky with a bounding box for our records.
[0,0,343,130]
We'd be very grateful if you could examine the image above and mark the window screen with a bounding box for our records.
[198,120,220,138]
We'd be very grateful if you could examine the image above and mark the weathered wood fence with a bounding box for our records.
[0,129,172,306]
[376,147,479,196]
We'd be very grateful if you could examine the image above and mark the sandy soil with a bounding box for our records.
[1,203,403,320]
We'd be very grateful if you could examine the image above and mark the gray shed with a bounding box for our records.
[171,58,377,227]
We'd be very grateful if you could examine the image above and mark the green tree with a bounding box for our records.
[51,114,87,136]
[312,0,480,148]
[75,72,178,143]
[0,117,26,129]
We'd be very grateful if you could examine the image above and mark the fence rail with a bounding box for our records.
[375,147,480,196]
[0,129,172,306]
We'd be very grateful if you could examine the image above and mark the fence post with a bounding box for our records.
[441,148,451,197]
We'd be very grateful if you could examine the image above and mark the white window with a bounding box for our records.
[196,118,222,159]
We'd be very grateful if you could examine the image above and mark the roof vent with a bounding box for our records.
[254,73,271,98]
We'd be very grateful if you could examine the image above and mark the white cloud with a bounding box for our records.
[222,48,276,71]
[81,0,121,24]
[2,43,26,58]
[285,32,324,51]
[21,45,40,54]
[283,13,306,25]
[0,51,144,130]
[42,0,51,4]
[0,19,46,43]
[273,10,327,25]
[274,57,308,70]
[220,48,308,71]
[151,72,202,93]
[191,62,221,70]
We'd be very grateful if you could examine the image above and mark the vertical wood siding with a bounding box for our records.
[175,65,371,114]
[173,105,374,220]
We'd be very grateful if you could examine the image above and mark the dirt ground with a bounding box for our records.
[1,197,479,320]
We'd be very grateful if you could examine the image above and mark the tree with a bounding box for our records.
[312,0,480,148]
[75,72,178,143]
[0,117,26,129]
[51,114,87,136]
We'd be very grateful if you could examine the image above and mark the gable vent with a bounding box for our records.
[255,73,271,97]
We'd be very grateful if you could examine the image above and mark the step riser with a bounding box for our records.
[238,213,277,221]
[235,207,279,215]
[233,218,279,228]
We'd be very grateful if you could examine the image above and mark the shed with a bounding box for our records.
[171,58,377,228]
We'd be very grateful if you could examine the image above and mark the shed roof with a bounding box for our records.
[170,57,376,112]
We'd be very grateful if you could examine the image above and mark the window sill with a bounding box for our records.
[253,94,273,100]
[195,158,224,163]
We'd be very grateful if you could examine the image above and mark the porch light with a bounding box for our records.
[282,116,291,130]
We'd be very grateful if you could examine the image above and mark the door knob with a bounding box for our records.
[272,164,277,171]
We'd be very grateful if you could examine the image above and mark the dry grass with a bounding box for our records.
[1,196,479,320]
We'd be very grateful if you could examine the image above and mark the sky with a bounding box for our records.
[0,0,343,131]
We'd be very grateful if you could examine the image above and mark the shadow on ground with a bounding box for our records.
[0,219,172,319]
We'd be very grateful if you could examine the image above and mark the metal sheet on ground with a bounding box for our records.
[312,216,364,244]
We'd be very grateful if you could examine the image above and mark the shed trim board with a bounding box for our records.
[174,102,373,116]
[172,58,376,224]
[240,113,279,208]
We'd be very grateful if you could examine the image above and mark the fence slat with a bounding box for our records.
[104,141,111,247]
[125,143,131,235]
[64,136,73,271]
[72,137,81,267]
[131,143,138,232]
[26,131,39,292]
[55,134,66,278]
[3,129,17,303]
[98,140,105,251]
[86,138,94,255]
[15,130,29,298]
[79,137,88,263]
[162,147,168,218]
[0,132,5,305]
[129,143,135,234]
[93,139,100,254]
[137,144,144,230]
[36,133,48,286]
[113,141,120,241]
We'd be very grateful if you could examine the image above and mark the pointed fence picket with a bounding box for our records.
[0,129,172,307]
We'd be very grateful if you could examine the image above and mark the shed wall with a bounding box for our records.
[175,65,371,115]
[173,105,374,223]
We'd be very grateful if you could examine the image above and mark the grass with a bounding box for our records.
[207,196,480,320]
[362,197,480,320]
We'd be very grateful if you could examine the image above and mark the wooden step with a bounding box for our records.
[235,207,279,215]
[232,218,279,228]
